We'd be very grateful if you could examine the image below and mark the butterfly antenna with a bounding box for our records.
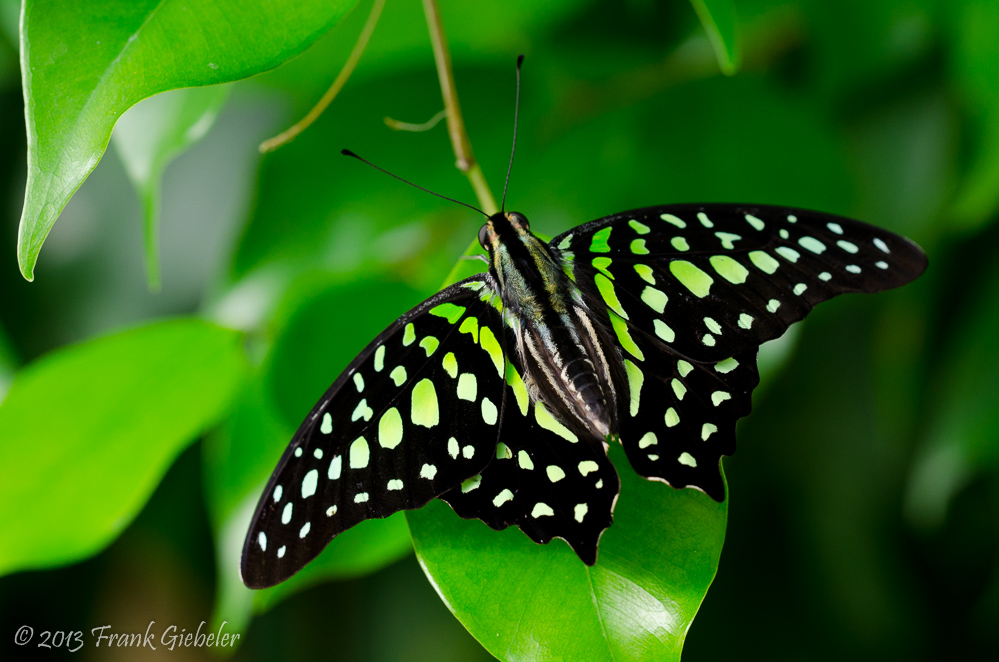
[501,55,524,213]
[341,149,488,217]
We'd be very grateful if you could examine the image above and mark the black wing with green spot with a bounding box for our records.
[241,276,508,589]
[554,203,926,500]
[554,203,927,363]
[440,360,620,564]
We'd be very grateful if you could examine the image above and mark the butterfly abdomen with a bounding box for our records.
[485,212,625,442]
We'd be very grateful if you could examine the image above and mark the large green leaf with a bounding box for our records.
[948,0,999,229]
[408,444,727,662]
[688,0,741,75]
[16,0,358,281]
[112,84,232,290]
[0,318,246,576]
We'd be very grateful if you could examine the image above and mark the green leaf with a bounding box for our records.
[408,445,727,662]
[0,318,246,577]
[948,0,999,228]
[16,0,359,281]
[688,0,741,75]
[112,84,232,290]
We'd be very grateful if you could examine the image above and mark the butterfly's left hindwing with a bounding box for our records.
[440,360,620,564]
[241,277,508,589]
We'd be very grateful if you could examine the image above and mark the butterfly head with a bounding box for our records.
[478,211,532,251]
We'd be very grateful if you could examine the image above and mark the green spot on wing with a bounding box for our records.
[661,213,686,229]
[595,273,629,320]
[745,213,765,231]
[592,256,613,280]
[669,260,713,297]
[590,226,612,253]
[837,240,858,254]
[640,286,668,314]
[402,323,416,346]
[714,232,741,249]
[535,403,578,442]
[478,326,504,378]
[349,437,370,468]
[505,361,529,416]
[798,236,826,254]
[749,250,779,274]
[481,398,498,425]
[610,312,644,361]
[776,246,800,262]
[630,239,649,255]
[654,320,675,343]
[710,255,748,284]
[628,219,650,234]
[420,336,439,356]
[411,379,439,428]
[430,302,466,325]
[623,359,643,417]
[457,373,477,401]
[459,317,479,342]
[634,264,655,284]
[378,408,403,449]
[715,358,739,375]
[442,352,458,378]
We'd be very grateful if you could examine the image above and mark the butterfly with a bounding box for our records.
[240,199,927,589]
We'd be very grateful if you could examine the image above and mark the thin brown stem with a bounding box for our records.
[259,0,386,153]
[384,109,448,132]
[422,0,498,215]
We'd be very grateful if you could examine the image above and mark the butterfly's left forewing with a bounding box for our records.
[241,277,508,588]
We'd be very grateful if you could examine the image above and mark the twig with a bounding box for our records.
[259,0,386,153]
[422,0,498,215]
[384,109,448,132]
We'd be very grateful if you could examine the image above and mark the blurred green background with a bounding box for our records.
[1,0,998,659]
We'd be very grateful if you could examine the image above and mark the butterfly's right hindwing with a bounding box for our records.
[241,277,507,589]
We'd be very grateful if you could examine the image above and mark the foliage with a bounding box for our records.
[1,0,997,660]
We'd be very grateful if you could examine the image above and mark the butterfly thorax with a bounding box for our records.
[481,212,623,442]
